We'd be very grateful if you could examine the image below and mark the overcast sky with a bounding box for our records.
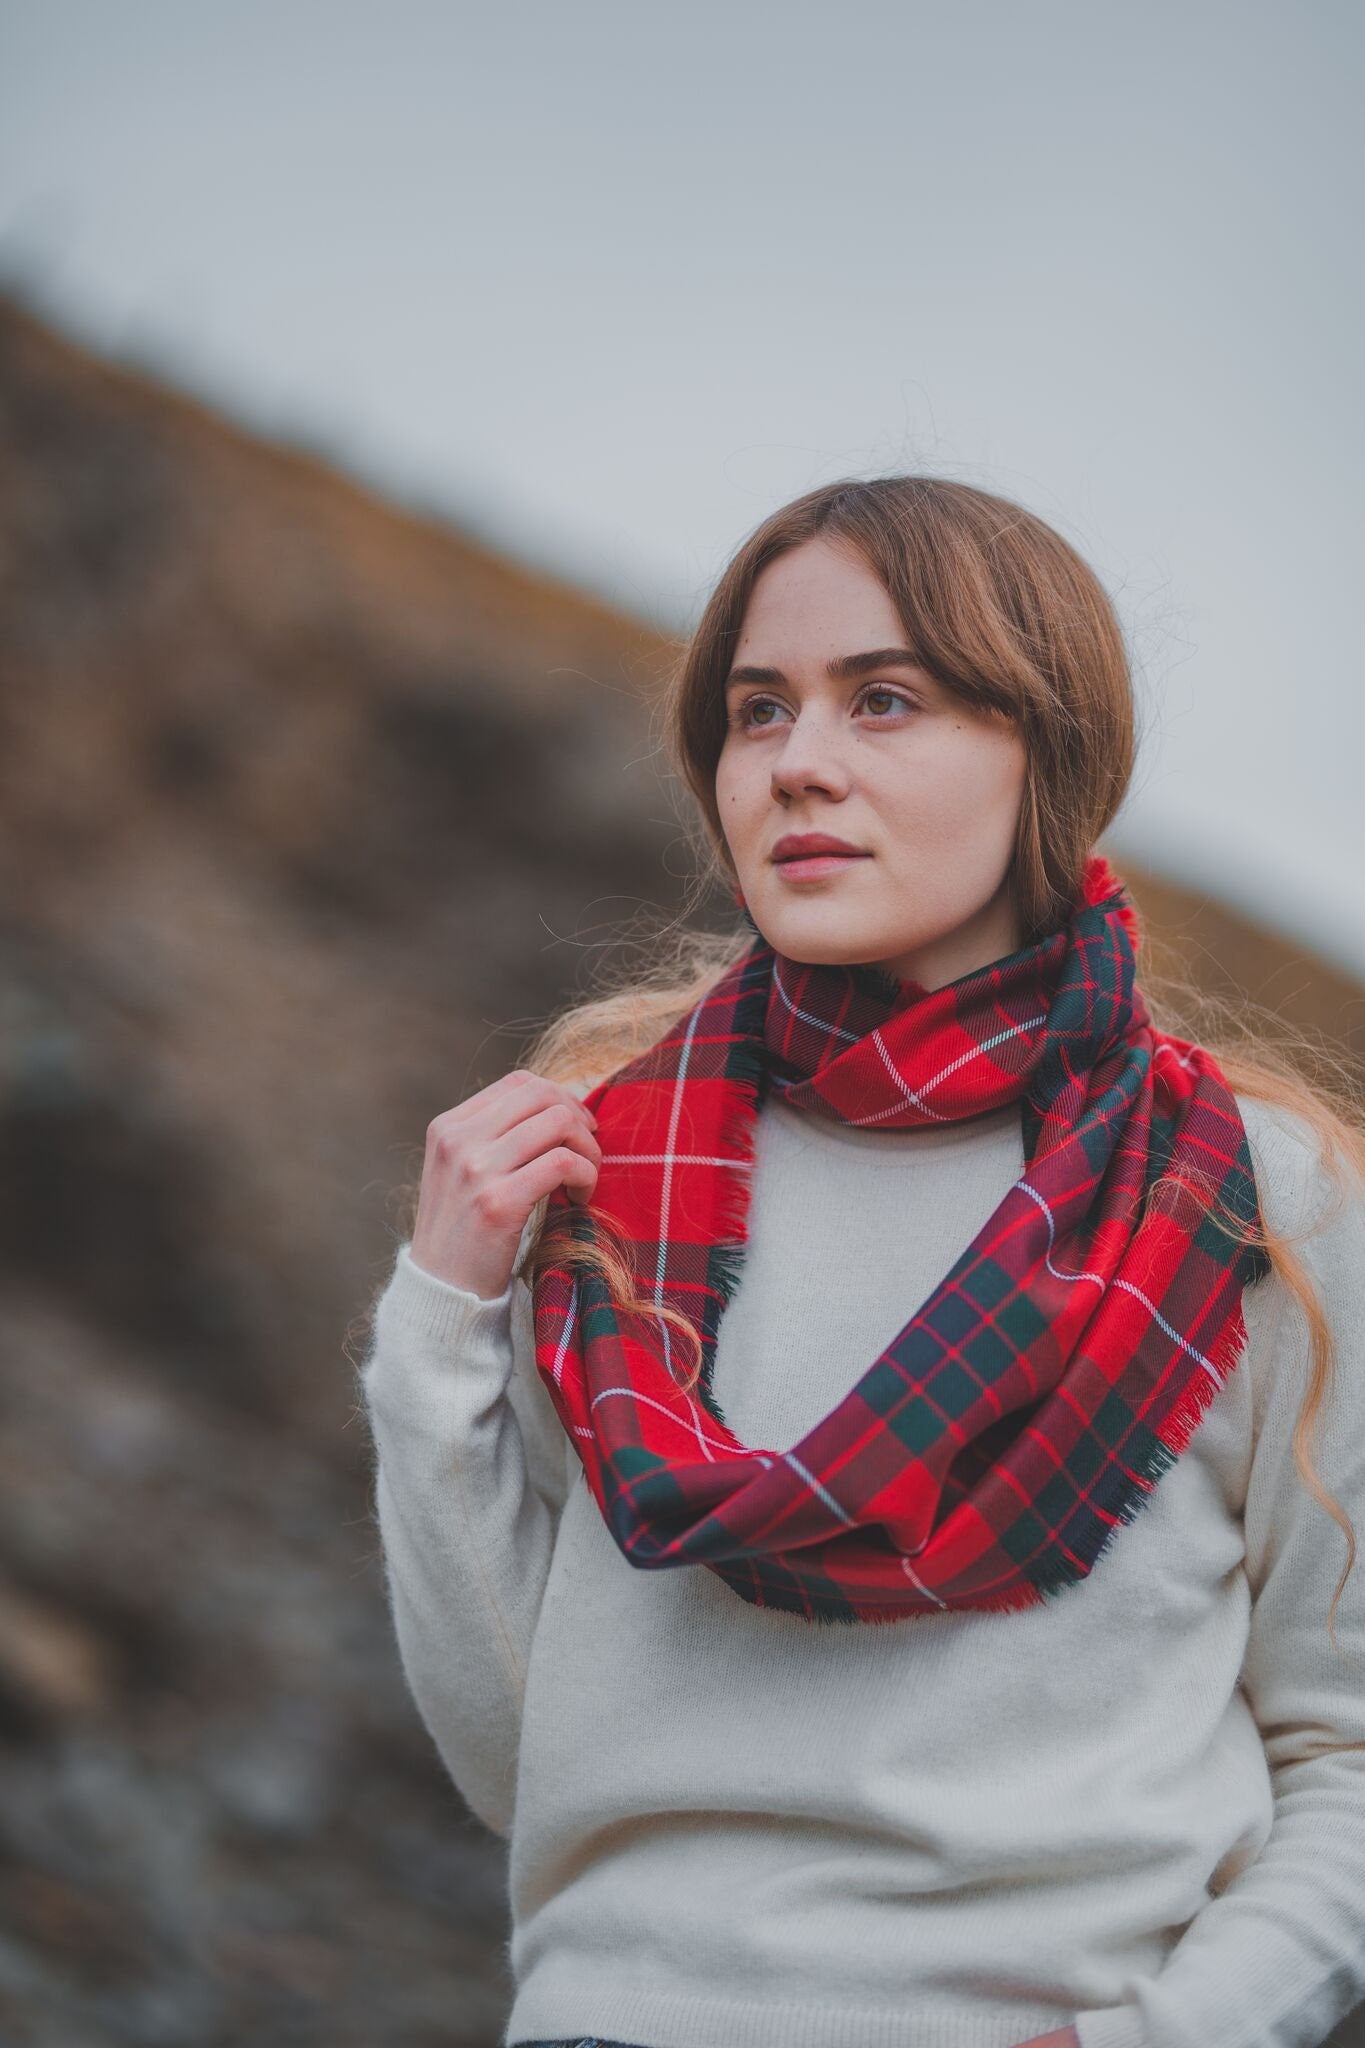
[2,0,1361,976]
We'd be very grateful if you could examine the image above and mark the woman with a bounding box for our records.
[358,477,1365,2048]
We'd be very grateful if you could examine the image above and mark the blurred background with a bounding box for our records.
[0,3,1361,2044]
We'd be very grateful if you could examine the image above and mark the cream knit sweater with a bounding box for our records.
[358,1085,1365,2048]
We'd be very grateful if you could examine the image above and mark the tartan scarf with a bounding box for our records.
[531,852,1270,1623]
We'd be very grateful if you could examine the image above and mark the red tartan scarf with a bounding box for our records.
[531,852,1270,1623]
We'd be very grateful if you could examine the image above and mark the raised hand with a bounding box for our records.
[410,1068,601,1301]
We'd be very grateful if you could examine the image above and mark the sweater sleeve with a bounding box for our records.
[358,1199,574,1840]
[1078,1118,1365,2048]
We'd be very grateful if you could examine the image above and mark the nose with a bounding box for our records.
[769,707,852,802]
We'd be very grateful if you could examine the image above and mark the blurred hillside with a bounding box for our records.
[0,290,1360,2047]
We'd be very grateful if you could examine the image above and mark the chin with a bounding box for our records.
[768,928,895,968]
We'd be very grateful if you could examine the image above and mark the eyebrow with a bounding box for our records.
[723,647,924,693]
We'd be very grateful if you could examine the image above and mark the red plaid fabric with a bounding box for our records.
[531,852,1270,1622]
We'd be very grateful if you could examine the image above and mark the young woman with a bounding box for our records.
[359,477,1365,2048]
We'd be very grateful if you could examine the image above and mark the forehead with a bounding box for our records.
[741,535,898,621]
[730,541,916,668]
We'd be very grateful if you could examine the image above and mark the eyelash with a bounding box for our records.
[728,684,917,733]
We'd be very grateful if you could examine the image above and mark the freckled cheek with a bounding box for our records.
[715,764,764,850]
[917,735,1020,803]
[874,751,1017,854]
[718,760,763,817]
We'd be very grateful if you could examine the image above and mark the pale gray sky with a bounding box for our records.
[2,0,1361,974]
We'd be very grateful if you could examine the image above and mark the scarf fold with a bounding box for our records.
[530,852,1270,1622]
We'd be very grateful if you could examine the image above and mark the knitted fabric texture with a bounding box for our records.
[530,851,1271,1622]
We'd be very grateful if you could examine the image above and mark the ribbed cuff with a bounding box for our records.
[374,1241,515,1352]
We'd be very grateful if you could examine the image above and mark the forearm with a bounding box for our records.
[1108,1758,1365,2048]
[360,1247,563,1838]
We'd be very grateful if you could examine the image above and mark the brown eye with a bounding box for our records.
[860,687,914,718]
[729,695,784,731]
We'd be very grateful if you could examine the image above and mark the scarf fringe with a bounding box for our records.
[750,1289,1257,1625]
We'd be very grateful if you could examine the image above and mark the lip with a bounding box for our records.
[770,833,868,862]
[773,852,870,882]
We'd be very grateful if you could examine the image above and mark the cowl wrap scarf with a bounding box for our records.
[530,852,1270,1622]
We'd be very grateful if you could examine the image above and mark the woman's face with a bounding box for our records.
[714,536,1030,993]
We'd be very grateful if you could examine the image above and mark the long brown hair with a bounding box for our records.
[505,476,1365,1669]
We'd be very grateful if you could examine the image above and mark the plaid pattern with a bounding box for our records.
[532,853,1271,1622]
